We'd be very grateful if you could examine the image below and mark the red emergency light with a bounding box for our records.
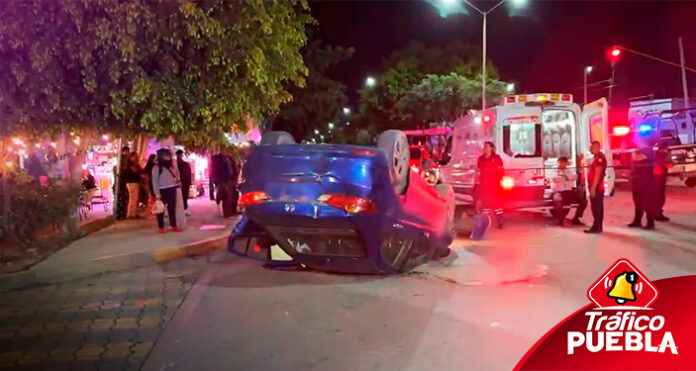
[482,114,493,124]
[613,126,630,136]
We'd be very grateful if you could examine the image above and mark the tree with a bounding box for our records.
[395,73,509,124]
[271,40,354,141]
[356,41,508,131]
[0,0,314,148]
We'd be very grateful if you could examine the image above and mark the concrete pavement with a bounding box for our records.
[1,197,237,292]
[143,186,696,370]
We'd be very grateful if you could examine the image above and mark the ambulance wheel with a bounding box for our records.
[377,130,410,195]
[435,184,455,237]
[260,131,296,145]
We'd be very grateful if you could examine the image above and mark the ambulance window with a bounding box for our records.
[542,110,575,159]
[588,112,603,145]
[503,123,540,157]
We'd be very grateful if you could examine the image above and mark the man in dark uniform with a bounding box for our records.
[653,142,670,221]
[176,150,192,216]
[585,141,607,234]
[627,137,657,230]
[476,141,505,229]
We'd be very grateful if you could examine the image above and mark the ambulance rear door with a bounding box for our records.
[581,98,615,195]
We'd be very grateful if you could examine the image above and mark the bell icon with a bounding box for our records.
[607,271,638,305]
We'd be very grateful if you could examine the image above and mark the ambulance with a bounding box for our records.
[439,93,615,209]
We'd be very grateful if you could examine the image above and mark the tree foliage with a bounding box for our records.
[271,40,354,141]
[0,0,313,148]
[395,73,509,124]
[357,41,509,131]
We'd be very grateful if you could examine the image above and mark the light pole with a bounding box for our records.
[443,0,527,109]
[584,66,593,105]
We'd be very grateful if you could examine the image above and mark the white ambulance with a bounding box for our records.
[439,94,615,209]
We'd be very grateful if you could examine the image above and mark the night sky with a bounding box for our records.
[309,0,696,117]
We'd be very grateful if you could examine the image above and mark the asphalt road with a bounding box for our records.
[141,186,696,371]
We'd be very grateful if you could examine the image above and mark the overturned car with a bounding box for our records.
[227,130,455,274]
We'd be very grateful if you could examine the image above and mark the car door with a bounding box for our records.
[582,98,614,195]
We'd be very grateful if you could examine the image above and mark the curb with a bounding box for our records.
[0,232,230,292]
[153,234,228,264]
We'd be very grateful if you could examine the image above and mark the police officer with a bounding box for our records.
[585,141,607,234]
[476,141,505,229]
[628,136,657,230]
[653,142,670,221]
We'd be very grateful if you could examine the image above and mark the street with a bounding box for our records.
[1,186,694,370]
[137,185,695,370]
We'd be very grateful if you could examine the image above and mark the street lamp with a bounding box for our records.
[365,76,376,88]
[328,123,335,130]
[343,107,351,115]
[505,83,515,93]
[314,129,319,135]
[440,0,527,109]
[584,66,593,105]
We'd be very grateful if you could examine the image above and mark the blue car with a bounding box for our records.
[227,130,455,274]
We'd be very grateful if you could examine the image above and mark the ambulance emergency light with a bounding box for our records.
[503,94,572,105]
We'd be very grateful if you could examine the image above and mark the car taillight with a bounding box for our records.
[239,191,270,206]
[317,194,376,214]
[501,176,515,190]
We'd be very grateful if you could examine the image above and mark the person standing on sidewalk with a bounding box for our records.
[152,148,182,233]
[585,141,607,234]
[176,150,193,216]
[114,146,130,220]
[142,154,157,218]
[228,151,240,216]
[628,137,658,230]
[476,141,505,229]
[211,150,235,217]
[653,142,670,221]
[123,151,142,219]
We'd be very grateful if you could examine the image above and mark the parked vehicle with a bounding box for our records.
[439,94,615,209]
[227,130,456,274]
[611,98,696,187]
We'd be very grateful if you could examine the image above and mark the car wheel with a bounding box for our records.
[377,130,410,195]
[435,184,455,237]
[260,131,296,145]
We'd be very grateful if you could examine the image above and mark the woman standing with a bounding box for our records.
[123,151,142,219]
[152,149,182,233]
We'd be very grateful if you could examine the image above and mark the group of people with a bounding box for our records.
[475,140,609,234]
[476,137,671,234]
[626,139,670,230]
[112,146,193,233]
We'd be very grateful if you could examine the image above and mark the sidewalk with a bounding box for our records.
[1,197,238,292]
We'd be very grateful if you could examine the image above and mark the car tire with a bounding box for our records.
[435,184,455,237]
[377,130,410,195]
[260,131,296,145]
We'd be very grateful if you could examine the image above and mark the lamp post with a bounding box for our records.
[584,66,593,105]
[365,76,376,88]
[442,0,527,109]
